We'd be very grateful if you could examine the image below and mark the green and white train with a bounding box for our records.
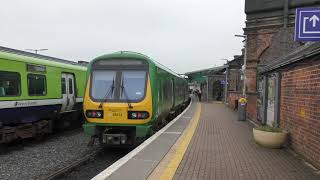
[83,51,190,146]
[0,46,87,143]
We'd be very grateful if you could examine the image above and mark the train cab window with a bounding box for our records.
[0,71,21,97]
[61,78,66,94]
[91,70,116,100]
[120,71,146,101]
[28,74,47,96]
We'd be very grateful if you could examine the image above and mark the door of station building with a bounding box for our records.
[266,74,276,126]
[61,73,76,112]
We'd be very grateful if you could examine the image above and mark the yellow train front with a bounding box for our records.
[83,51,190,146]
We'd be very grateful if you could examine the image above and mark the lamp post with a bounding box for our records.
[25,48,48,54]
[235,34,247,97]
[206,75,209,103]
[220,59,229,104]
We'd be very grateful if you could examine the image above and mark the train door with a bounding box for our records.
[61,73,76,112]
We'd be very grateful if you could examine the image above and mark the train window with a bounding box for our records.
[68,78,73,94]
[91,70,116,100]
[120,71,146,101]
[28,74,47,96]
[0,71,21,97]
[61,78,66,94]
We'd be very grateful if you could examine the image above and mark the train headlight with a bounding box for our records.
[86,110,104,118]
[131,112,137,118]
[128,111,149,119]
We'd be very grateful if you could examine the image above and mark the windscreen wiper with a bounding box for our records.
[121,78,133,109]
[98,79,114,109]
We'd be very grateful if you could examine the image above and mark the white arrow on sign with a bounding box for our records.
[309,15,320,27]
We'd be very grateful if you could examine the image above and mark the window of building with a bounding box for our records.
[28,74,47,96]
[0,71,21,97]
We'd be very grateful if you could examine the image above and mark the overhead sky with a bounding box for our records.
[0,0,245,73]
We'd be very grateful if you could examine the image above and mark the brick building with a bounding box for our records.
[225,55,244,110]
[243,0,320,168]
[259,42,320,168]
[244,0,320,120]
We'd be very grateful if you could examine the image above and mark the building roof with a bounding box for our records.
[259,42,320,73]
[226,55,244,69]
[185,65,227,75]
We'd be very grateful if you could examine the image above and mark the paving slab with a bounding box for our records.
[105,102,196,180]
[173,103,320,180]
[94,102,320,180]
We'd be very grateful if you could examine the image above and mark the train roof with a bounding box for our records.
[92,51,183,78]
[0,46,87,71]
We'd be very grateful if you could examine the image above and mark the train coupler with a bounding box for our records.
[103,133,128,145]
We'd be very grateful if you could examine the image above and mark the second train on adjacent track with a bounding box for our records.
[83,51,190,146]
[0,46,87,143]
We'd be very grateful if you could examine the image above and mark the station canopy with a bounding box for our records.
[185,65,227,84]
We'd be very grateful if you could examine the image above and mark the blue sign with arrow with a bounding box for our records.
[295,8,320,41]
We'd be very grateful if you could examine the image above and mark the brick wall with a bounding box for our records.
[227,92,242,110]
[246,94,257,121]
[280,59,320,169]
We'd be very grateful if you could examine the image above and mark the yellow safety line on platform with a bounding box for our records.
[158,103,202,180]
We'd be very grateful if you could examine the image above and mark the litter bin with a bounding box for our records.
[238,98,247,121]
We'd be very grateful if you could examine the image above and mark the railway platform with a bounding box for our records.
[93,101,320,180]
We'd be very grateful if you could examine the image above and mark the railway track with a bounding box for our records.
[39,148,102,180]
[39,101,191,180]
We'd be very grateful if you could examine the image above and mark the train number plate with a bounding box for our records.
[107,108,125,120]
[112,112,123,117]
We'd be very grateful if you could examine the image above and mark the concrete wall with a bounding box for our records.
[280,59,320,169]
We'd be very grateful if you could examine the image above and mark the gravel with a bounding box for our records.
[0,103,190,180]
[57,148,131,180]
[0,129,94,180]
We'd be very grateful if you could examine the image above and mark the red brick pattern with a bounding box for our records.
[280,60,320,169]
[246,94,257,121]
[227,92,242,110]
[174,103,320,180]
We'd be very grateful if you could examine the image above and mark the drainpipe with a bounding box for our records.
[235,35,248,98]
[283,0,289,55]
[283,0,289,28]
[243,37,248,98]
